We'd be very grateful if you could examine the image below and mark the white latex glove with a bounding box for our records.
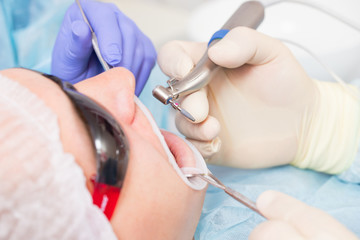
[158,27,360,173]
[249,190,359,240]
[158,27,318,168]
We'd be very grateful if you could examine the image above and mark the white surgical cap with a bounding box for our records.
[0,74,117,240]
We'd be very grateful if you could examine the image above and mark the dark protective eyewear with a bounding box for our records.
[42,73,129,220]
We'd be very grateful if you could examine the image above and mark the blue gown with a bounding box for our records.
[0,0,73,72]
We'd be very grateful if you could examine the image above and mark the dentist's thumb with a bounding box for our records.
[208,26,285,68]
[249,190,359,240]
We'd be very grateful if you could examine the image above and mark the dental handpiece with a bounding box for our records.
[152,1,265,121]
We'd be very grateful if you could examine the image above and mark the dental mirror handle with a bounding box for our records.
[91,33,111,71]
[153,1,265,109]
[76,0,111,72]
[224,187,265,218]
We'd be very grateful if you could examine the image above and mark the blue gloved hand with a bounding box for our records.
[51,0,156,96]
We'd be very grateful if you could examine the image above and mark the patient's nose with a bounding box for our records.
[74,67,136,124]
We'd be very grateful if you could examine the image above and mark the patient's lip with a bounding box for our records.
[161,131,196,168]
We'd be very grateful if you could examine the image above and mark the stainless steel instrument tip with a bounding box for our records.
[169,99,195,122]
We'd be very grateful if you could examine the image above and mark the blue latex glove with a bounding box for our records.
[51,0,156,96]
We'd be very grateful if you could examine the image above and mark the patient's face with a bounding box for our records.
[1,68,205,239]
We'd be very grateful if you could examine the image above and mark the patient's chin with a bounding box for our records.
[161,131,196,168]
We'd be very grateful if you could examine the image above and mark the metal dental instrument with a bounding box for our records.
[187,170,265,218]
[152,1,265,122]
[76,0,111,71]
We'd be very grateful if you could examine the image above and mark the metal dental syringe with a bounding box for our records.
[152,1,265,121]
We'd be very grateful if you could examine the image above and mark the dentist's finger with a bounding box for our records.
[256,190,359,239]
[208,26,288,68]
[113,12,137,70]
[249,221,304,240]
[133,35,156,96]
[51,5,94,83]
[179,88,209,123]
[185,137,222,160]
[158,40,206,79]
[83,1,124,66]
[176,114,220,141]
